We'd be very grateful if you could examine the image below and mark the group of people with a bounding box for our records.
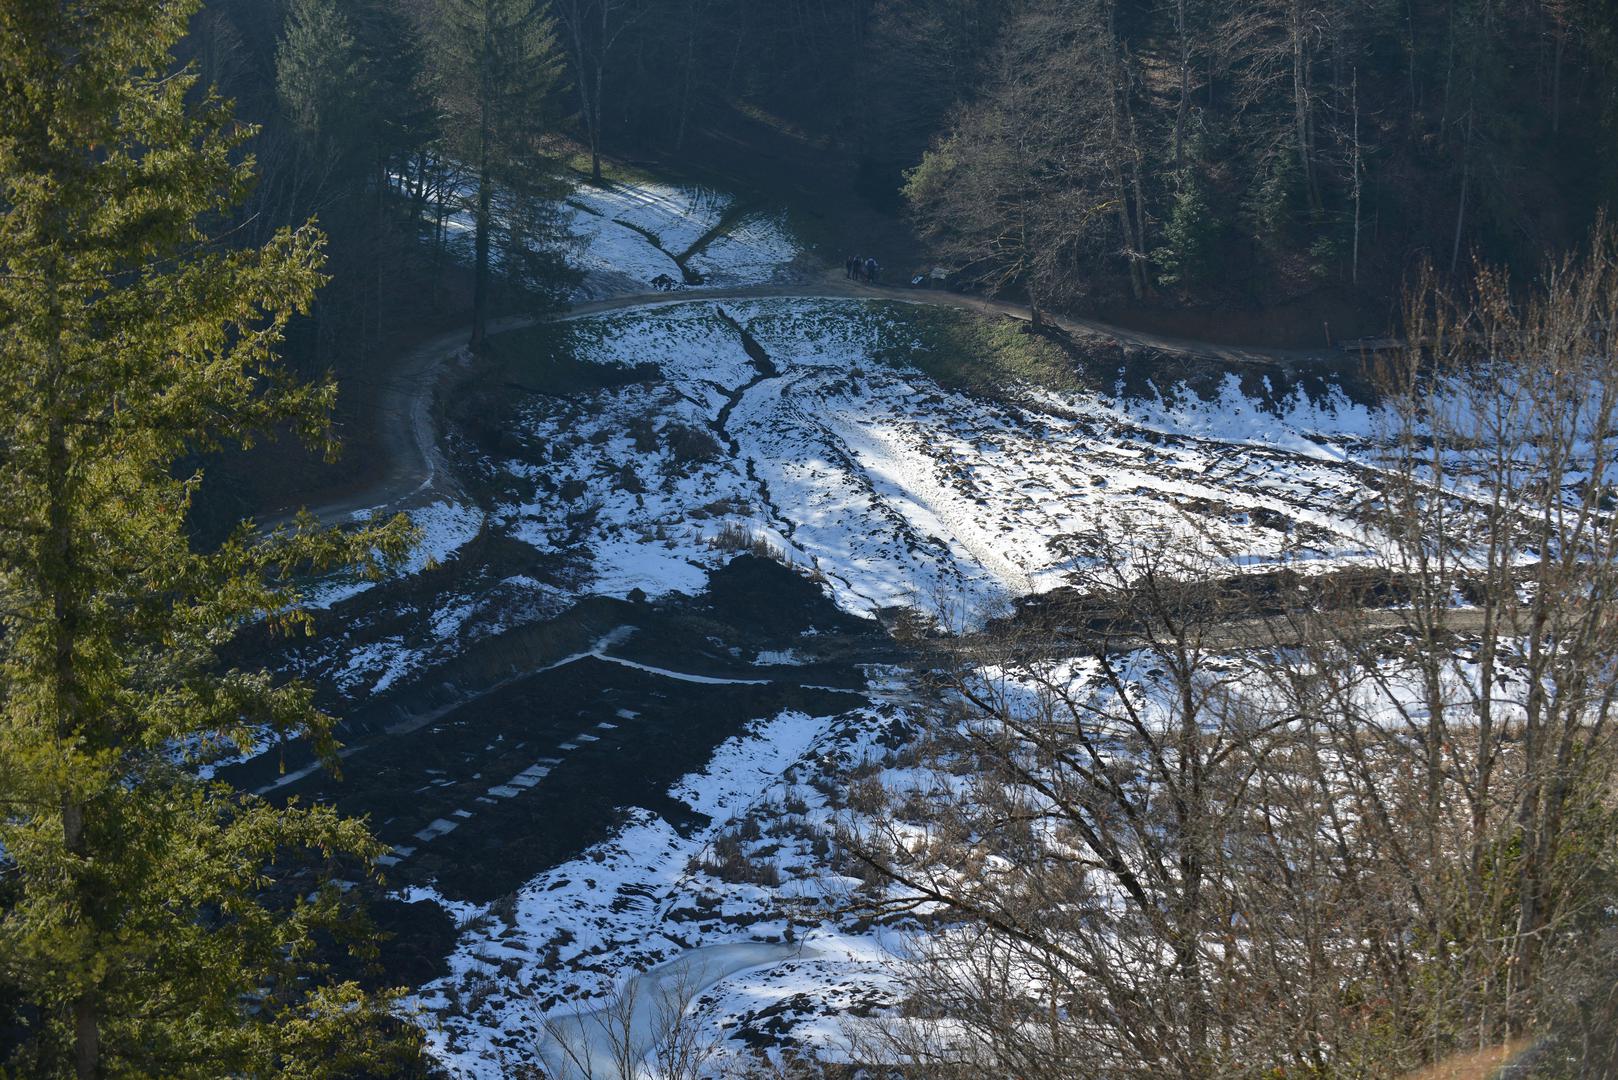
[845,254,880,283]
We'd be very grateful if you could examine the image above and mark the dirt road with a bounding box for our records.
[274,274,1337,531]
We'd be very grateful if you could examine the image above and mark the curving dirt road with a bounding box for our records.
[277,272,1337,531]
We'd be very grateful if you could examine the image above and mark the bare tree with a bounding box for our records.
[904,0,1125,322]
[554,0,643,185]
[1361,237,1618,1029]
[842,230,1618,1079]
[843,517,1322,1078]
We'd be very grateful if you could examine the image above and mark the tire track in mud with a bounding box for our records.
[826,412,1036,598]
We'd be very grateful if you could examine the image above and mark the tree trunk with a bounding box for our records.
[562,2,603,184]
[1123,70,1152,298]
[592,0,608,183]
[73,980,98,1080]
[1552,24,1565,132]
[674,11,696,150]
[1449,116,1471,278]
[45,260,99,1080]
[1174,0,1190,167]
[1351,68,1361,285]
[1291,0,1322,215]
[472,162,491,350]
[1101,0,1147,299]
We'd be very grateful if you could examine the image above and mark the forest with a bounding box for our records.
[185,0,1618,340]
[3,0,1618,1078]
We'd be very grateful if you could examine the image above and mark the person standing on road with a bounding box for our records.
[845,254,857,280]
[865,256,879,284]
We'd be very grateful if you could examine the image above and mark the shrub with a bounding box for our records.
[665,422,722,466]
[628,414,658,453]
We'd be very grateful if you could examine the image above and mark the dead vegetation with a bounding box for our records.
[839,238,1618,1078]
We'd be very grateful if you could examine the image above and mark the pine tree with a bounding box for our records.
[0,3,421,1076]
[277,0,366,155]
[275,0,435,364]
[1153,169,1221,287]
[432,0,569,349]
[278,0,434,186]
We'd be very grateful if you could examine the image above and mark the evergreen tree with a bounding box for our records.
[277,0,366,156]
[0,2,420,1076]
[432,0,569,349]
[1153,169,1221,287]
[274,0,435,367]
[278,0,434,186]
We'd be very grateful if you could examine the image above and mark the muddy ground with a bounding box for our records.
[221,554,898,981]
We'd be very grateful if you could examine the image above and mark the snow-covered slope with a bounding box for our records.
[373,296,1397,1077]
[562,182,802,296]
[410,170,805,299]
[489,298,1380,629]
[272,182,1420,1078]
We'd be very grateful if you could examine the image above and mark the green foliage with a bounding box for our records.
[277,0,433,183]
[1308,233,1342,280]
[1248,151,1309,250]
[0,2,420,1074]
[1154,170,1221,288]
[277,0,364,151]
[901,141,960,219]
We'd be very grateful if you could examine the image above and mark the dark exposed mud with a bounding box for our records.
[221,558,895,912]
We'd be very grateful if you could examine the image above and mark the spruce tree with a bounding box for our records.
[277,0,367,157]
[0,2,420,1076]
[433,0,569,349]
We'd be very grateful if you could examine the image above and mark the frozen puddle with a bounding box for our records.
[538,941,812,1080]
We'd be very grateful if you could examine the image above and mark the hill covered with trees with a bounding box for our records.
[182,0,1618,350]
[5,1,1618,1078]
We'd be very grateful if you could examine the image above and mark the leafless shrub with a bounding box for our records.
[628,414,659,453]
[664,422,722,466]
[702,832,781,887]
[843,774,888,816]
[708,522,793,567]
